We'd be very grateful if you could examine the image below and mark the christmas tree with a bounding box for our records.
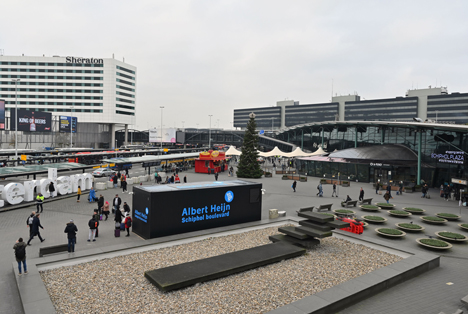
[236,113,263,178]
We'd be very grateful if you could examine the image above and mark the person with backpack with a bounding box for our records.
[317,183,323,197]
[48,182,55,198]
[64,219,78,253]
[26,211,35,239]
[13,238,27,275]
[124,213,132,237]
[292,180,297,192]
[27,213,45,245]
[36,193,44,213]
[331,183,337,197]
[122,179,128,193]
[88,215,99,242]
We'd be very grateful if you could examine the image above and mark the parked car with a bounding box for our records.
[92,168,116,177]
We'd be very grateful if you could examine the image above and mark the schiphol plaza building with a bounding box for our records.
[0,54,136,149]
[234,87,468,188]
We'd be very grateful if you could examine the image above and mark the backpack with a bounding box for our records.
[317,185,320,190]
[28,216,34,225]
[15,244,26,259]
[126,217,132,227]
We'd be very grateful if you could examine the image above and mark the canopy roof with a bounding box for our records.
[225,146,242,156]
[0,162,87,176]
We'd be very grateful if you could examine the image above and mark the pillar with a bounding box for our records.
[124,124,128,146]
[321,127,324,147]
[417,131,422,185]
[110,124,116,148]
[301,129,304,150]
[355,126,358,148]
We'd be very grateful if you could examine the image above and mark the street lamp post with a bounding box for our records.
[70,105,74,148]
[12,79,20,165]
[208,115,213,149]
[182,121,185,129]
[160,106,164,150]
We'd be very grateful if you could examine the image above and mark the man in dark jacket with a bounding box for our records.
[359,188,364,201]
[113,194,122,213]
[26,211,35,238]
[112,175,118,188]
[88,216,99,242]
[123,202,131,214]
[48,182,55,198]
[27,214,45,245]
[115,206,124,224]
[64,220,78,252]
[97,195,104,214]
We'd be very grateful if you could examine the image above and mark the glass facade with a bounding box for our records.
[427,93,468,124]
[285,102,338,126]
[233,107,281,129]
[345,97,418,121]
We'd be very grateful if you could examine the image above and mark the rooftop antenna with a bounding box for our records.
[112,53,114,59]
[331,79,334,102]
[123,57,125,62]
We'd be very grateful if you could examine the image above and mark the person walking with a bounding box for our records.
[154,172,158,183]
[13,238,27,275]
[26,211,35,239]
[317,183,323,197]
[87,215,99,242]
[384,191,391,204]
[184,175,187,183]
[103,201,110,221]
[331,183,337,197]
[36,193,44,213]
[444,185,450,201]
[64,219,78,253]
[359,187,364,201]
[27,213,45,245]
[48,182,55,198]
[386,184,392,198]
[77,186,81,202]
[112,174,118,188]
[124,213,132,237]
[115,205,124,226]
[398,181,403,195]
[421,185,427,198]
[125,168,129,178]
[375,183,380,195]
[292,180,297,192]
[122,179,127,193]
[215,172,219,181]
[97,195,104,214]
[123,202,131,214]
[113,194,122,213]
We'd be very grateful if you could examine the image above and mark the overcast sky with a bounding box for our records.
[1,1,467,130]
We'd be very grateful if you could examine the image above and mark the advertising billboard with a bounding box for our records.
[11,109,52,132]
[149,128,158,143]
[149,128,176,143]
[59,116,78,133]
[0,99,5,130]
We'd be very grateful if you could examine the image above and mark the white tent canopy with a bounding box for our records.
[282,147,310,157]
[225,146,242,156]
[258,146,287,157]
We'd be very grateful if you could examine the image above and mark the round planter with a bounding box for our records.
[375,203,396,210]
[395,223,425,232]
[416,238,452,250]
[435,231,468,242]
[375,228,406,238]
[361,215,387,224]
[361,221,369,228]
[387,210,412,217]
[402,207,426,215]
[435,213,461,221]
[458,223,468,231]
[420,216,448,224]
[359,205,380,212]
[333,209,356,216]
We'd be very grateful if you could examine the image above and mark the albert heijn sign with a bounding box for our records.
[66,56,103,64]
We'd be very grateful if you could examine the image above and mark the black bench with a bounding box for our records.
[39,244,69,257]
[296,206,314,214]
[316,204,333,212]
[341,200,358,208]
[360,198,373,205]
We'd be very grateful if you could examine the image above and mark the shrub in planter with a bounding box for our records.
[282,175,288,180]
[342,181,350,186]
[418,238,450,247]
[362,215,387,223]
[421,216,447,224]
[396,223,424,231]
[360,205,380,211]
[436,213,461,220]
[403,207,425,214]
[334,209,355,214]
[436,231,467,241]
[320,179,327,184]
[376,228,404,236]
[388,210,411,217]
[460,223,468,230]
[377,202,394,207]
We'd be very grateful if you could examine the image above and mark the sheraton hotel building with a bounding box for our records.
[234,87,468,189]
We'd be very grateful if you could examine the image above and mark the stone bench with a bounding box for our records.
[341,200,358,208]
[317,204,333,212]
[360,198,373,205]
[296,206,314,215]
[39,244,69,257]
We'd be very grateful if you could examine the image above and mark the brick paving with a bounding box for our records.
[1,166,468,313]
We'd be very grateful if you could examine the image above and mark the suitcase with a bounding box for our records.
[100,214,103,221]
[114,229,120,237]
[120,223,125,231]
[115,222,120,230]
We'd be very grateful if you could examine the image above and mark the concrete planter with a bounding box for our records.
[420,216,448,224]
[416,238,452,250]
[107,181,114,189]
[127,178,134,185]
[395,223,425,232]
[435,231,468,242]
[375,228,406,238]
[95,182,107,191]
[436,213,461,221]
[387,210,412,217]
[133,177,140,184]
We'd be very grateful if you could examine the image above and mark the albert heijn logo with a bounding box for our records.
[225,191,234,203]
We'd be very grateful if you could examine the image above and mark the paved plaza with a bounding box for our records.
[1,167,468,313]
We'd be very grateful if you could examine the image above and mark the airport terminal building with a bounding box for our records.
[0,55,136,148]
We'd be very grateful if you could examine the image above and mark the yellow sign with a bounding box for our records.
[211,151,220,158]
[163,148,169,152]
[20,154,27,161]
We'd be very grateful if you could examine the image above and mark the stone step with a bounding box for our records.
[269,234,320,249]
[326,220,351,229]
[278,226,310,240]
[297,211,334,223]
[296,226,333,238]
[299,220,333,231]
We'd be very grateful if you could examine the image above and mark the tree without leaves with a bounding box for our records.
[236,113,263,178]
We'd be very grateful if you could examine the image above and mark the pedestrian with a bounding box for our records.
[376,183,379,194]
[103,201,110,220]
[331,183,337,197]
[97,194,104,214]
[398,181,403,195]
[36,193,44,213]
[64,219,78,253]
[122,180,127,193]
[386,184,392,198]
[93,209,100,237]
[345,195,352,202]
[123,202,131,214]
[124,213,132,237]
[317,183,323,197]
[384,191,391,204]
[292,180,297,192]
[184,175,187,183]
[13,238,27,275]
[48,182,55,198]
[421,185,427,198]
[87,215,99,242]
[112,174,118,188]
[359,187,364,201]
[444,185,450,201]
[88,187,97,202]
[115,205,123,225]
[27,213,45,245]
[154,172,158,183]
[215,172,219,181]
[113,194,122,213]
[26,211,35,239]
[77,186,81,202]
[125,168,129,178]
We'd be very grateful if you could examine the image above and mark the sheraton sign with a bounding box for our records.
[66,56,103,64]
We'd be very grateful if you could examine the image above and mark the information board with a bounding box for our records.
[10,109,52,132]
[59,116,78,133]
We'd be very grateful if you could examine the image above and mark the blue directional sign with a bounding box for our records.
[259,130,265,135]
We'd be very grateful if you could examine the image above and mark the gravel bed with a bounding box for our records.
[40,225,403,314]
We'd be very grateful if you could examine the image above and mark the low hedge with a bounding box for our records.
[437,213,460,218]
[398,223,423,230]
[361,205,379,210]
[335,209,355,214]
[404,207,424,212]
[377,203,394,206]
[461,224,468,229]
[389,210,410,215]
[363,215,385,221]
[419,239,449,247]
[377,228,403,235]
[438,232,466,240]
[422,216,446,222]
